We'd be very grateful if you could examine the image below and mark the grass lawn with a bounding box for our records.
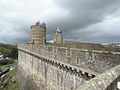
[0,60,17,68]
[0,60,20,90]
[2,69,20,90]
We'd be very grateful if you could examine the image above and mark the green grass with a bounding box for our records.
[2,69,20,90]
[0,60,20,90]
[0,60,16,68]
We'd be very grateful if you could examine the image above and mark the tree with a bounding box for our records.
[10,47,18,59]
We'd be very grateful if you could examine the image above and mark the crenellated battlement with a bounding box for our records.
[77,65,120,90]
[14,19,120,90]
[17,44,120,90]
[18,44,97,77]
[30,22,46,44]
[18,44,120,73]
[31,22,46,30]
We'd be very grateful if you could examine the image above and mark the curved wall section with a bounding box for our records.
[17,44,120,90]
[17,50,92,90]
[77,65,120,90]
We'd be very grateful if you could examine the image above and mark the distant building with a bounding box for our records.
[0,52,4,60]
[30,21,46,44]
[109,43,120,47]
[54,28,63,44]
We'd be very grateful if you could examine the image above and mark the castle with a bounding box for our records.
[17,22,120,90]
[30,22,104,50]
[30,22,47,44]
[30,21,63,44]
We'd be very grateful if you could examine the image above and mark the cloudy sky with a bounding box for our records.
[0,0,120,44]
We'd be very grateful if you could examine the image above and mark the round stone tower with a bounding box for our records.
[30,21,46,44]
[54,28,63,44]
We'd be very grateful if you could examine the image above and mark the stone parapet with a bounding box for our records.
[77,65,120,90]
[18,44,120,73]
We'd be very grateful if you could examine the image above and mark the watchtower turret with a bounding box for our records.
[30,21,46,44]
[54,28,63,44]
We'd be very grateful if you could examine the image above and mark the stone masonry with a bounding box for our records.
[54,28,63,44]
[30,22,46,44]
[77,65,120,90]
[17,44,120,90]
[17,22,120,90]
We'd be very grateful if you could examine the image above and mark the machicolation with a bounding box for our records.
[17,22,120,90]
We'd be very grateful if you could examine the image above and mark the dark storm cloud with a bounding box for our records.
[47,0,120,43]
[0,0,120,44]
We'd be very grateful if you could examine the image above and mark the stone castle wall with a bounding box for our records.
[54,28,63,44]
[18,44,120,73]
[30,23,46,44]
[77,65,120,90]
[17,50,91,90]
[63,40,104,50]
[17,44,120,90]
